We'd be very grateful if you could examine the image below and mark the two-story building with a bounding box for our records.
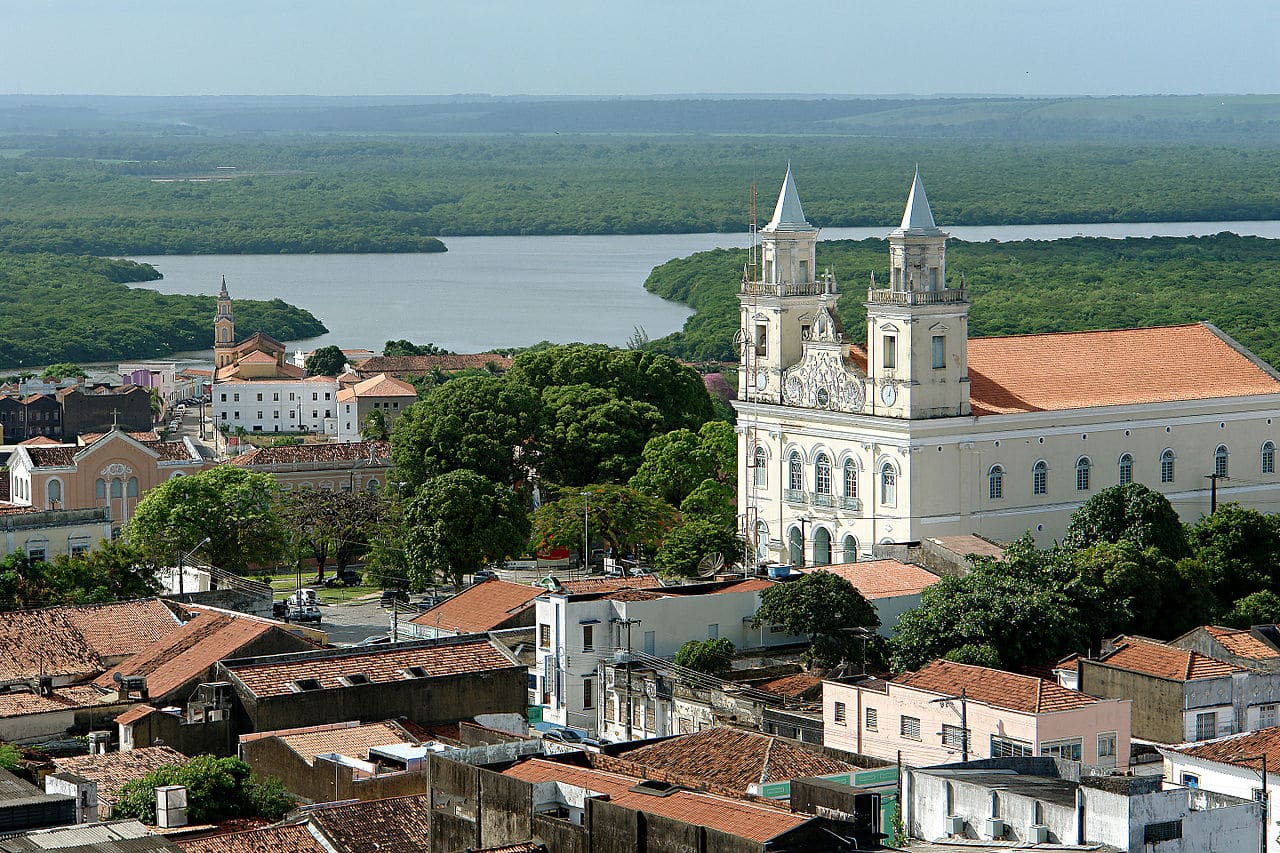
[335,373,416,442]
[1161,729,1280,853]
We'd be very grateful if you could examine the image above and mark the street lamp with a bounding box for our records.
[580,491,591,575]
[177,536,211,597]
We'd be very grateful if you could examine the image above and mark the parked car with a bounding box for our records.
[287,588,322,623]
[324,568,362,588]
[472,569,500,584]
[543,727,601,748]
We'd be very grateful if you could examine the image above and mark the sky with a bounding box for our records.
[4,0,1278,97]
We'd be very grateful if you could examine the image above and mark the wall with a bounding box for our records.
[124,708,234,757]
[1079,661,1188,743]
[1035,701,1132,768]
[214,379,338,434]
[0,508,111,560]
[166,587,272,619]
[905,766,1077,844]
[1163,751,1280,853]
[427,752,479,852]
[60,387,151,437]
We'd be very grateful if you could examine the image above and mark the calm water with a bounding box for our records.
[128,221,1280,357]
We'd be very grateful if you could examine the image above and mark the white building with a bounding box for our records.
[736,167,1280,562]
[532,578,804,735]
[336,373,416,442]
[1161,729,1280,853]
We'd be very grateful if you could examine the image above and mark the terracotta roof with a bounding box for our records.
[0,608,103,682]
[556,575,665,594]
[94,610,283,699]
[233,331,285,354]
[54,746,186,816]
[408,580,541,633]
[1173,728,1280,772]
[355,354,513,375]
[0,503,40,517]
[504,759,807,842]
[345,373,416,399]
[1204,625,1280,660]
[1096,635,1244,681]
[214,361,305,382]
[895,659,1101,714]
[235,351,279,366]
[306,793,432,853]
[708,577,775,594]
[0,684,110,719]
[230,440,391,468]
[803,560,940,599]
[17,436,60,446]
[23,445,77,467]
[177,824,324,853]
[58,598,180,662]
[80,431,161,445]
[225,639,518,698]
[601,588,667,602]
[276,720,420,765]
[926,535,1006,561]
[755,672,824,700]
[616,727,854,791]
[180,369,212,378]
[114,704,157,726]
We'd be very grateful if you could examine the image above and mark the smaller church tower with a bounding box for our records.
[737,166,833,404]
[214,276,236,369]
[864,169,970,418]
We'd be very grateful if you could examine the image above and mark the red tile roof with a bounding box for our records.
[355,354,513,375]
[803,560,941,599]
[1097,635,1244,681]
[114,704,157,726]
[556,576,665,594]
[0,608,103,682]
[408,580,541,633]
[60,599,180,661]
[225,639,518,698]
[230,440,390,468]
[343,373,417,399]
[1204,625,1280,660]
[504,759,807,842]
[0,685,111,719]
[233,332,286,354]
[1173,728,1280,771]
[54,746,186,816]
[23,445,78,467]
[18,436,61,446]
[177,823,324,853]
[306,793,433,853]
[275,720,420,765]
[755,672,824,700]
[895,659,1101,714]
[615,727,854,791]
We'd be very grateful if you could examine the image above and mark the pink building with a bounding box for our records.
[824,659,1131,769]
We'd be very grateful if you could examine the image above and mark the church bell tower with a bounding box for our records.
[214,276,236,369]
[864,169,970,418]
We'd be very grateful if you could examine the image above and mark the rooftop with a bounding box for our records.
[613,727,854,792]
[1171,727,1280,771]
[755,672,824,700]
[223,637,519,698]
[54,746,187,813]
[59,598,180,661]
[0,684,112,719]
[305,793,432,853]
[0,608,104,683]
[176,823,324,853]
[407,579,541,634]
[1203,625,1280,660]
[1094,635,1244,681]
[229,440,390,468]
[803,559,941,599]
[272,720,422,765]
[894,659,1102,714]
[0,820,180,853]
[339,373,416,400]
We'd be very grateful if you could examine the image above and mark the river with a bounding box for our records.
[128,220,1280,359]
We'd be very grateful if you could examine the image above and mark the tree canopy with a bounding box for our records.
[304,345,349,378]
[1063,483,1189,557]
[753,571,879,668]
[0,541,160,611]
[531,484,680,562]
[113,755,294,825]
[654,518,744,579]
[673,637,736,677]
[629,421,735,508]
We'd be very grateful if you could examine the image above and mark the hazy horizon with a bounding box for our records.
[5,0,1278,98]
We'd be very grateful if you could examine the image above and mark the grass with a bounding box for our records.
[262,571,382,604]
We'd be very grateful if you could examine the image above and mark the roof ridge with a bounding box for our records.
[759,736,776,787]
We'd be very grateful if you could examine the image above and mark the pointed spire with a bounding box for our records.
[899,166,940,232]
[219,275,229,300]
[764,164,811,232]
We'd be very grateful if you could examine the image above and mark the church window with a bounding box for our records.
[1076,457,1092,492]
[842,535,859,564]
[1264,442,1276,475]
[843,460,858,501]
[764,259,774,284]
[815,454,832,495]
[1161,449,1176,483]
[813,528,831,566]
[755,324,768,357]
[880,463,897,507]
[799,259,809,283]
[883,335,897,370]
[753,446,768,488]
[1119,453,1134,486]
[931,335,945,369]
[110,478,123,499]
[257,411,263,420]
[756,521,770,561]
[928,267,939,290]
[126,477,138,498]
[988,465,1004,500]
[47,479,62,507]
[1033,460,1048,495]
[1215,445,1229,478]
[788,452,803,492]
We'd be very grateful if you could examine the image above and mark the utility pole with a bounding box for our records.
[580,491,591,575]
[960,688,969,763]
[612,617,641,741]
[1206,473,1229,514]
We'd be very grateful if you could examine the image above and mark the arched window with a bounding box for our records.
[880,462,897,506]
[1161,449,1176,484]
[788,451,803,493]
[367,478,381,494]
[788,526,804,566]
[126,477,139,498]
[815,454,832,496]
[813,528,832,566]
[1264,442,1276,475]
[110,478,123,499]
[95,478,106,500]
[1032,460,1048,496]
[753,446,768,487]
[843,459,858,503]
[1215,445,1229,478]
[1118,453,1134,486]
[169,471,186,479]
[988,465,1004,500]
[1075,457,1092,492]
[756,521,770,561]
[47,479,62,507]
[842,534,858,564]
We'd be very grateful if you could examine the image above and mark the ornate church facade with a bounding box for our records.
[736,168,1280,566]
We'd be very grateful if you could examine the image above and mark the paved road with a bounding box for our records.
[315,598,397,645]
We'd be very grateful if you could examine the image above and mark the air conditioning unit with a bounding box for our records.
[944,815,965,835]
[986,817,1006,839]
[1028,824,1049,843]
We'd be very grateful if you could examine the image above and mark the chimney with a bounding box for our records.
[155,785,188,828]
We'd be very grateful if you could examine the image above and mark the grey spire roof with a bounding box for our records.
[219,275,230,300]
[898,167,942,233]
[764,165,812,232]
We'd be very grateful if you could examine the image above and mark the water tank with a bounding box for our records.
[155,785,188,828]
[767,564,792,580]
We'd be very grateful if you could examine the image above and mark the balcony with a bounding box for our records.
[742,280,834,298]
[810,492,835,508]
[839,496,862,512]
[783,488,808,505]
[866,287,967,306]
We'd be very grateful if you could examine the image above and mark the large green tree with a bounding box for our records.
[530,484,679,563]
[753,571,880,668]
[1062,483,1189,557]
[673,637,736,677]
[277,489,384,581]
[1188,503,1280,606]
[128,466,286,573]
[113,755,294,825]
[654,518,744,579]
[304,345,348,377]
[403,471,530,589]
[629,420,735,508]
[537,384,665,486]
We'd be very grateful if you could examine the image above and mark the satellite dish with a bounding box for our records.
[696,552,725,579]
[112,672,123,684]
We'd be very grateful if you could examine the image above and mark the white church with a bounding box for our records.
[735,167,1280,566]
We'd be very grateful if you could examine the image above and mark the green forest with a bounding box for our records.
[644,233,1280,367]
[0,254,327,368]
[3,134,1280,253]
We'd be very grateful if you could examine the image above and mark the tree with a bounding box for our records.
[113,755,294,825]
[0,551,55,611]
[629,420,735,507]
[384,339,453,357]
[1224,591,1280,629]
[129,467,286,574]
[1070,541,1190,639]
[404,471,530,589]
[1062,483,1189,558]
[537,384,665,486]
[391,375,540,488]
[654,518,743,579]
[46,541,162,605]
[40,362,86,381]
[0,743,19,770]
[674,637,735,677]
[304,345,348,377]
[753,571,880,668]
[679,479,736,530]
[278,490,383,582]
[530,485,679,564]
[1189,503,1280,606]
[361,409,389,441]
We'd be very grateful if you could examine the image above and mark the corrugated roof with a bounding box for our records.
[407,580,540,633]
[895,659,1101,714]
[1096,635,1243,681]
[803,560,940,599]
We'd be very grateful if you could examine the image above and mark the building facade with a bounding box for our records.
[336,373,417,443]
[735,168,1280,562]
[228,440,391,494]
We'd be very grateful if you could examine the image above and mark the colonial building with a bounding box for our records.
[336,373,416,442]
[736,167,1280,562]
[211,279,339,435]
[228,440,391,494]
